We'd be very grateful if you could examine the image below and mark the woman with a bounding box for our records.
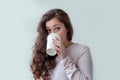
[30,9,92,80]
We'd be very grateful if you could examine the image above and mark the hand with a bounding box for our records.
[53,37,66,59]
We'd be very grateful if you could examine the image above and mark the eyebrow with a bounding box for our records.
[46,24,61,28]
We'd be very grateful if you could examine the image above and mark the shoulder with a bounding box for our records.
[67,43,90,53]
[66,43,91,60]
[64,43,91,65]
[76,43,90,54]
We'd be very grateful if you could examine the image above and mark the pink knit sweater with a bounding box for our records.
[51,43,93,80]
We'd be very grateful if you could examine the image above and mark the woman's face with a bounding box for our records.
[45,18,68,43]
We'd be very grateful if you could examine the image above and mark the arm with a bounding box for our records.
[60,46,93,80]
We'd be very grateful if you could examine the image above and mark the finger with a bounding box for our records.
[53,37,62,43]
[54,45,65,59]
[53,39,61,47]
[54,45,61,54]
[55,37,60,41]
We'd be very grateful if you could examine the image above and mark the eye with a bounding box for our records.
[55,27,60,31]
[46,29,51,33]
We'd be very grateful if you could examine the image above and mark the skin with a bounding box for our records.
[45,18,73,59]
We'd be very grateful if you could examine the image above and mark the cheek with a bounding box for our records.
[57,28,68,41]
[59,33,67,42]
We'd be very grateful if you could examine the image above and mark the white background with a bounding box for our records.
[0,0,120,80]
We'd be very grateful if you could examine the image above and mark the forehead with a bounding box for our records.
[45,18,64,28]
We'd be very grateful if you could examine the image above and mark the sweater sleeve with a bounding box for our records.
[60,46,93,80]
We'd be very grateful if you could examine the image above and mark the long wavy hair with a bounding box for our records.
[30,9,73,80]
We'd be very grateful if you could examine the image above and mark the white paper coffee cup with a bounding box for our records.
[46,33,61,56]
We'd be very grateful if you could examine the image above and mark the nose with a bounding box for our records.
[51,29,55,33]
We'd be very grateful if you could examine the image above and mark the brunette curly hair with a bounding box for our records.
[30,8,73,80]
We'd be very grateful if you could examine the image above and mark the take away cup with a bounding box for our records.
[46,33,61,56]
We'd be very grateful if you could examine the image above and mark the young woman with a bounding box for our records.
[30,9,93,80]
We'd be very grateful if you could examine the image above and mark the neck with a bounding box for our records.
[64,40,73,48]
